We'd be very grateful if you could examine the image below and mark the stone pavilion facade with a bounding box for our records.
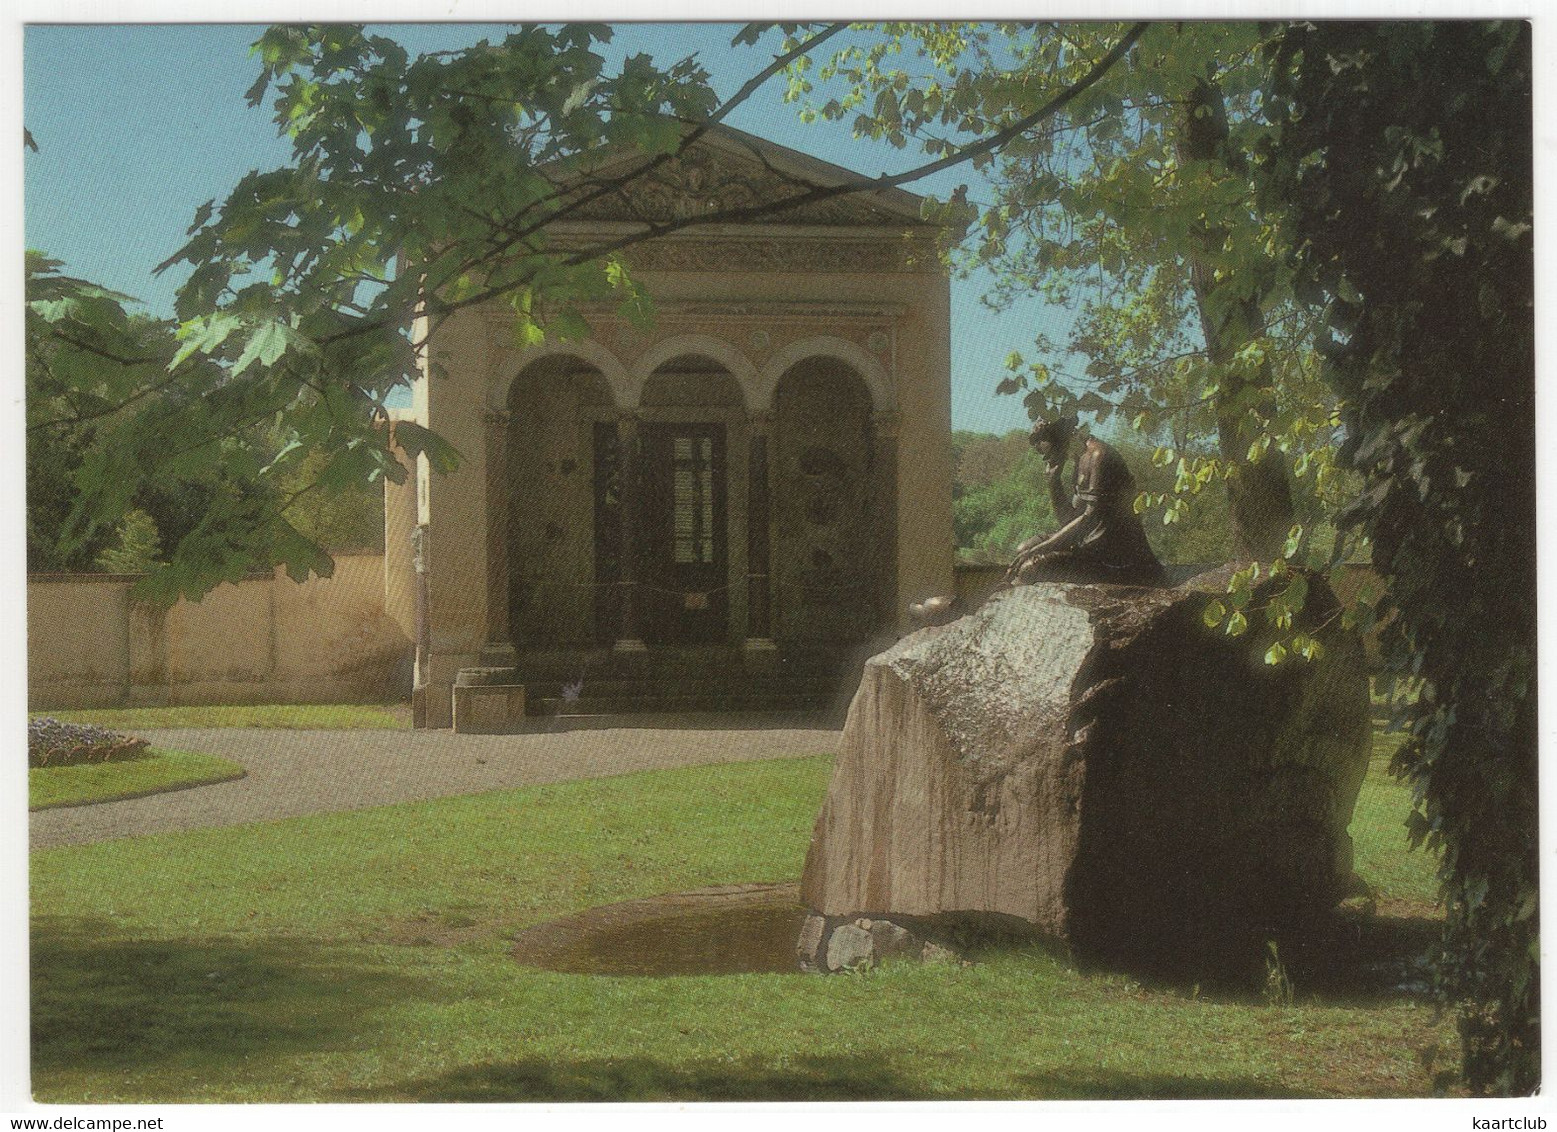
[384,125,955,727]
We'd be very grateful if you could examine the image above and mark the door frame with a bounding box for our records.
[637,421,730,645]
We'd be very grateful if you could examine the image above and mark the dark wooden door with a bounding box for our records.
[638,423,728,644]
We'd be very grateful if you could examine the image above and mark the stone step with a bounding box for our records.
[504,648,854,681]
[531,692,835,716]
[518,676,843,696]
[527,710,840,731]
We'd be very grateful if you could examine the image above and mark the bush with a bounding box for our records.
[28,718,149,768]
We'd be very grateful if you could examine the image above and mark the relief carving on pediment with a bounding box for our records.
[562,146,912,228]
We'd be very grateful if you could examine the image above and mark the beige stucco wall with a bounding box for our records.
[27,555,412,709]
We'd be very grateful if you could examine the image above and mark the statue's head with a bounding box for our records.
[1029,414,1078,458]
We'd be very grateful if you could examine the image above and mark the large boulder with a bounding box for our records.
[800,567,1371,969]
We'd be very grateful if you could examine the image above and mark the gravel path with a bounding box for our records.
[30,723,842,850]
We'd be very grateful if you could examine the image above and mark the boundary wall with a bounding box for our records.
[27,554,412,710]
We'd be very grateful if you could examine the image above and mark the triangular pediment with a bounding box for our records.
[552,124,932,229]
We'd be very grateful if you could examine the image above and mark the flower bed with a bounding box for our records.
[28,718,149,768]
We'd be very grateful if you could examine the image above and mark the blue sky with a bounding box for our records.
[23,22,1076,435]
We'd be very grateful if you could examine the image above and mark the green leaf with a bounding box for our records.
[1264,641,1288,665]
[1203,599,1227,628]
[512,317,546,348]
[1293,634,1323,661]
[186,199,216,236]
[233,320,307,376]
[171,312,243,368]
[392,420,461,474]
[1226,611,1248,637]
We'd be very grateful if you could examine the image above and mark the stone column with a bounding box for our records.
[482,408,515,666]
[744,410,776,652]
[873,410,901,632]
[411,523,432,728]
[614,411,647,652]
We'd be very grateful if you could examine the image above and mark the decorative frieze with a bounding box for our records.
[558,145,922,230]
[619,236,928,274]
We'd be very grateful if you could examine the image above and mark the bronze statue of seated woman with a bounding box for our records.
[910,415,1164,627]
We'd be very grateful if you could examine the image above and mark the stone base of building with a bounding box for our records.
[452,669,528,734]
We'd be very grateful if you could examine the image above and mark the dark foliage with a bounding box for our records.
[1264,21,1536,1094]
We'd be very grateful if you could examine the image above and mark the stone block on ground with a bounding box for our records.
[452,669,527,734]
[800,566,1371,969]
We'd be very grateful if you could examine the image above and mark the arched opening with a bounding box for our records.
[636,357,746,645]
[772,357,883,645]
[506,356,617,647]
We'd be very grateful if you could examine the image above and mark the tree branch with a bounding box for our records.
[415,23,852,313]
[44,328,163,368]
[431,22,1150,330]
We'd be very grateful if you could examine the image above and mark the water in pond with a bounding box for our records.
[514,895,809,977]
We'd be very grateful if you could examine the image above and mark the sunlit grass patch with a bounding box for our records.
[34,704,410,731]
[31,732,1452,1103]
[29,748,246,810]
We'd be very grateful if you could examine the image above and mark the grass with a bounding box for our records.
[33,703,410,731]
[31,736,1453,1103]
[29,748,247,810]
[1350,727,1438,912]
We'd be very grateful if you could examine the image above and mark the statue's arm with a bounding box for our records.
[1014,449,1103,562]
[1019,499,1101,559]
[1047,459,1079,524]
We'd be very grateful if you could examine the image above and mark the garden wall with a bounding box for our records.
[27,554,413,710]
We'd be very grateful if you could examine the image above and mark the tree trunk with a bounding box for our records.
[1177,78,1296,561]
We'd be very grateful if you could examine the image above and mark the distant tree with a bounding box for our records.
[25,253,346,591]
[953,428,1030,489]
[273,448,386,553]
[93,509,163,574]
[950,427,1237,566]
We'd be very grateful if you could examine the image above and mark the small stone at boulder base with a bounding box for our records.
[795,912,967,972]
[796,913,827,973]
[800,566,1371,970]
[865,919,917,961]
[921,942,960,965]
[826,923,875,971]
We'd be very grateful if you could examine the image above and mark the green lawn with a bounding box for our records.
[1350,727,1438,912]
[33,703,410,731]
[30,748,246,810]
[31,745,1451,1103]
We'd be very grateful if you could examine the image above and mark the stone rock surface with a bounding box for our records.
[797,912,970,973]
[800,567,1371,966]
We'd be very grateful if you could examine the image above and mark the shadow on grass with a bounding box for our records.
[1072,910,1445,1008]
[1277,911,1444,1003]
[347,1053,1295,1102]
[32,916,435,1074]
[1010,1067,1316,1100]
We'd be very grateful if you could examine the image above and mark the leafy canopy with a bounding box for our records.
[793,22,1354,586]
[31,25,751,598]
[31,21,1152,599]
